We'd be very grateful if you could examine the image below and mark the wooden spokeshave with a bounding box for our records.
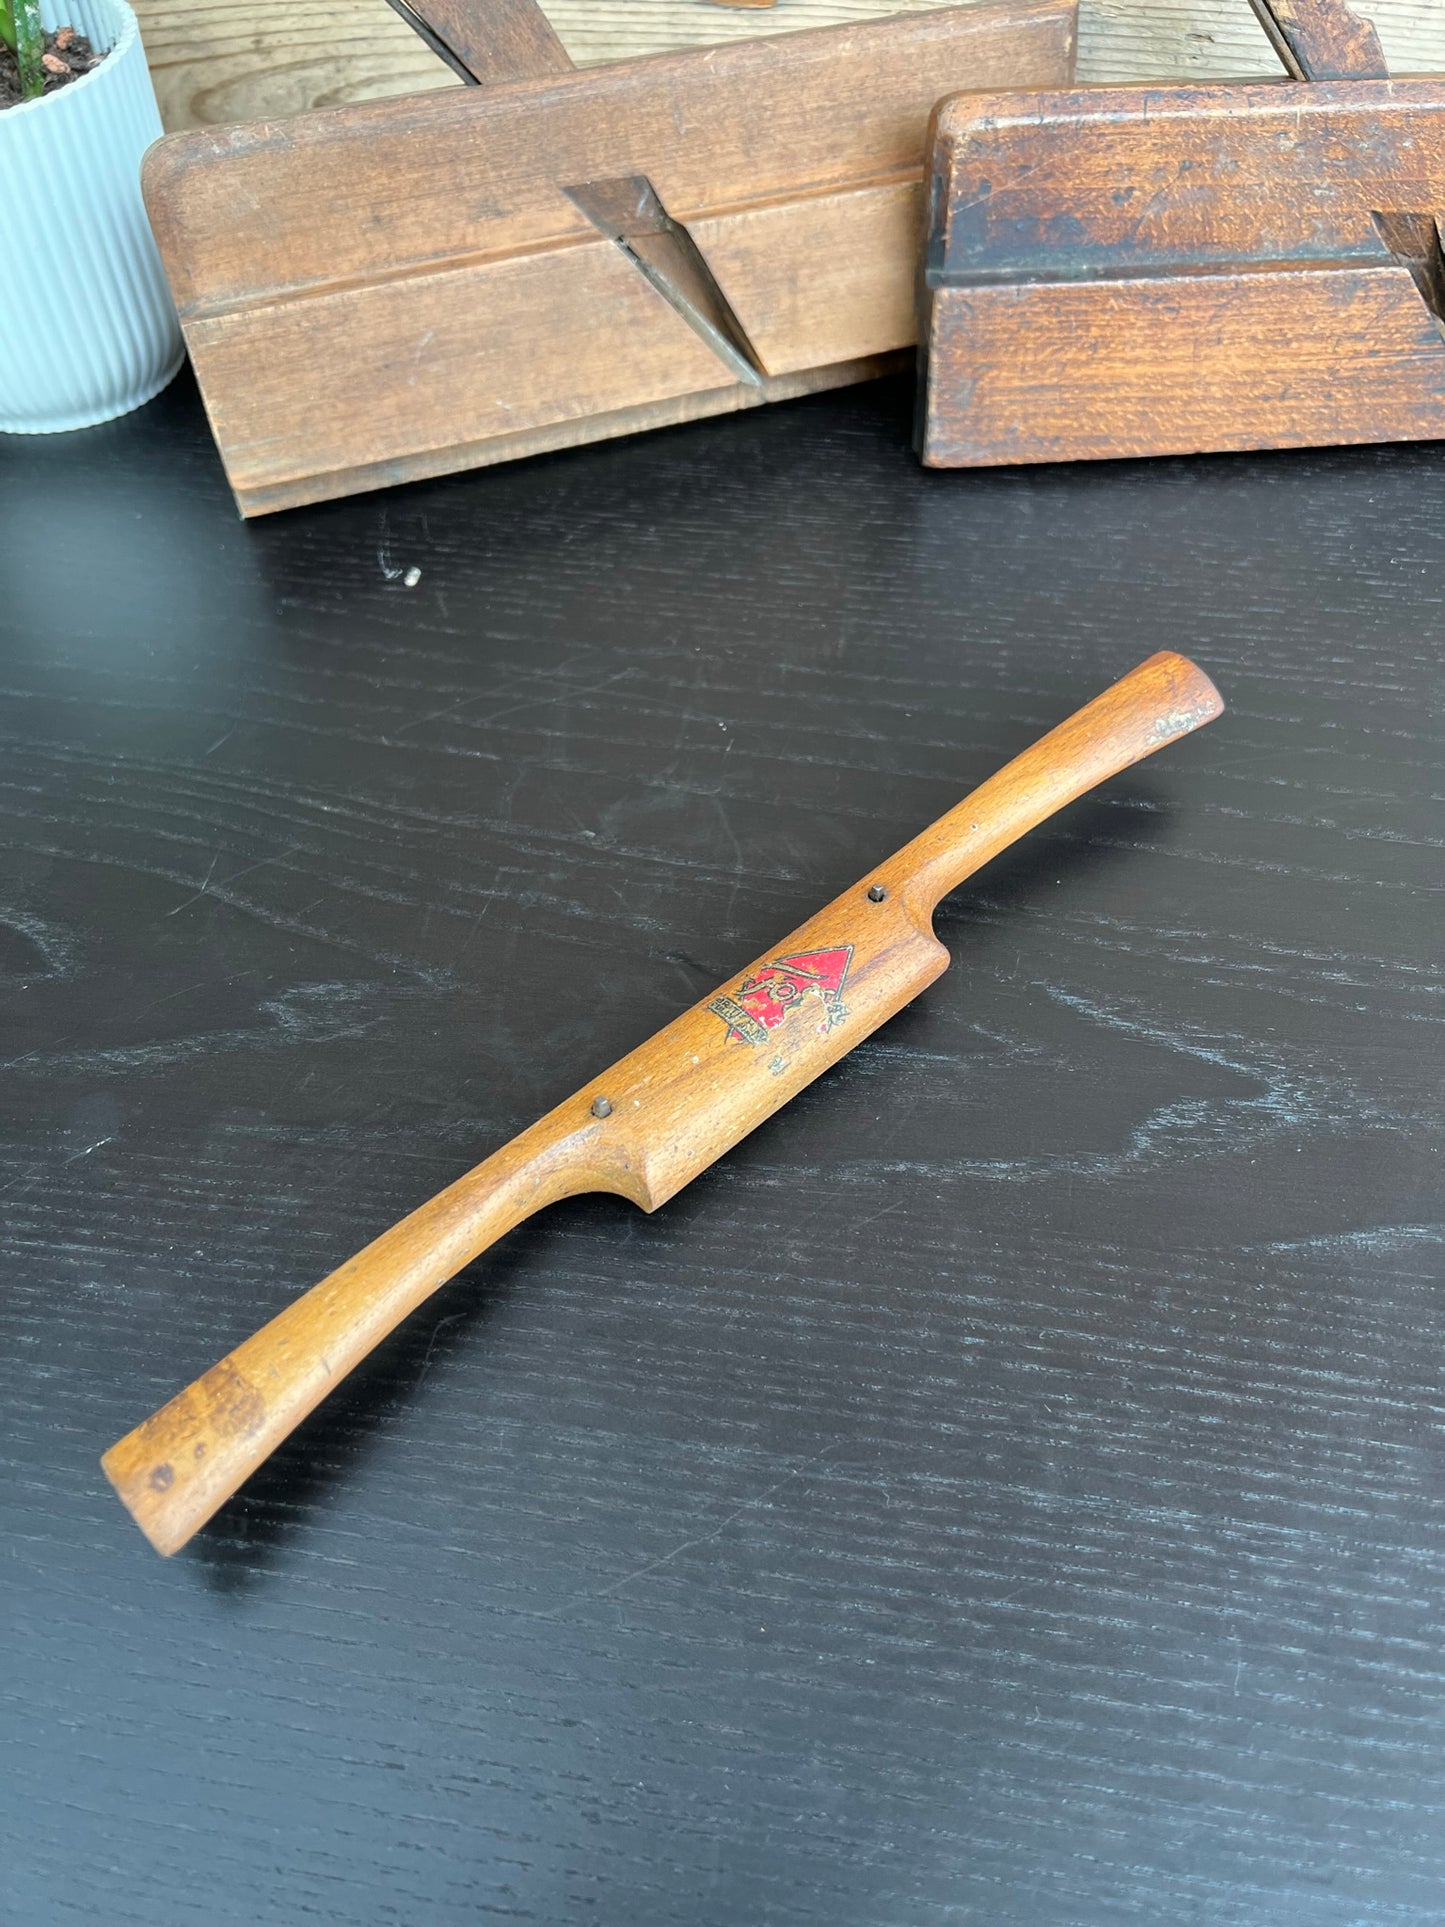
[916,0,1445,466]
[140,0,1075,516]
[103,651,1222,1555]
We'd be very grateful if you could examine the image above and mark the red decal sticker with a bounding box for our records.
[707,946,853,1048]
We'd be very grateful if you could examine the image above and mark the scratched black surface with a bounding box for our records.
[2,371,1442,1926]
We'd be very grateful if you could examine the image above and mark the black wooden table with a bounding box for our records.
[3,372,1441,1926]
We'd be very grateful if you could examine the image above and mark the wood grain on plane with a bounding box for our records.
[142,0,1076,513]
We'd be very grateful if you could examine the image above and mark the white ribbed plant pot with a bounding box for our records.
[0,0,182,432]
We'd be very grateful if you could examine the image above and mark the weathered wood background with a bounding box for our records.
[133,0,1445,133]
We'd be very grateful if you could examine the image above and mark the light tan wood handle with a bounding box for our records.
[887,649,1223,918]
[103,650,1222,1556]
[101,1115,607,1554]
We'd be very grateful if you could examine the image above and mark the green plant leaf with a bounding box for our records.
[12,0,45,99]
[0,0,16,53]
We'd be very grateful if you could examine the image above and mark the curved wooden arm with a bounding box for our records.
[101,1118,616,1555]
[103,651,1222,1555]
[889,648,1222,918]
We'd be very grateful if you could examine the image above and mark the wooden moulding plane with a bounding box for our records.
[916,0,1445,467]
[141,0,1076,517]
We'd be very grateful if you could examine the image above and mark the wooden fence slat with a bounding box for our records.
[129,0,1445,135]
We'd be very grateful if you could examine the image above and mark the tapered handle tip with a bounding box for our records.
[1141,650,1225,736]
[102,1358,271,1556]
[102,1437,187,1556]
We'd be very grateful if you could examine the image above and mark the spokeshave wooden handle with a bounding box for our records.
[103,651,1223,1554]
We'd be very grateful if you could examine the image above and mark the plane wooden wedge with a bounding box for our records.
[916,0,1445,468]
[103,651,1222,1556]
[139,0,1076,516]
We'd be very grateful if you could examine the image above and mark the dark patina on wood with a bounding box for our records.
[916,0,1445,468]
[384,0,574,85]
